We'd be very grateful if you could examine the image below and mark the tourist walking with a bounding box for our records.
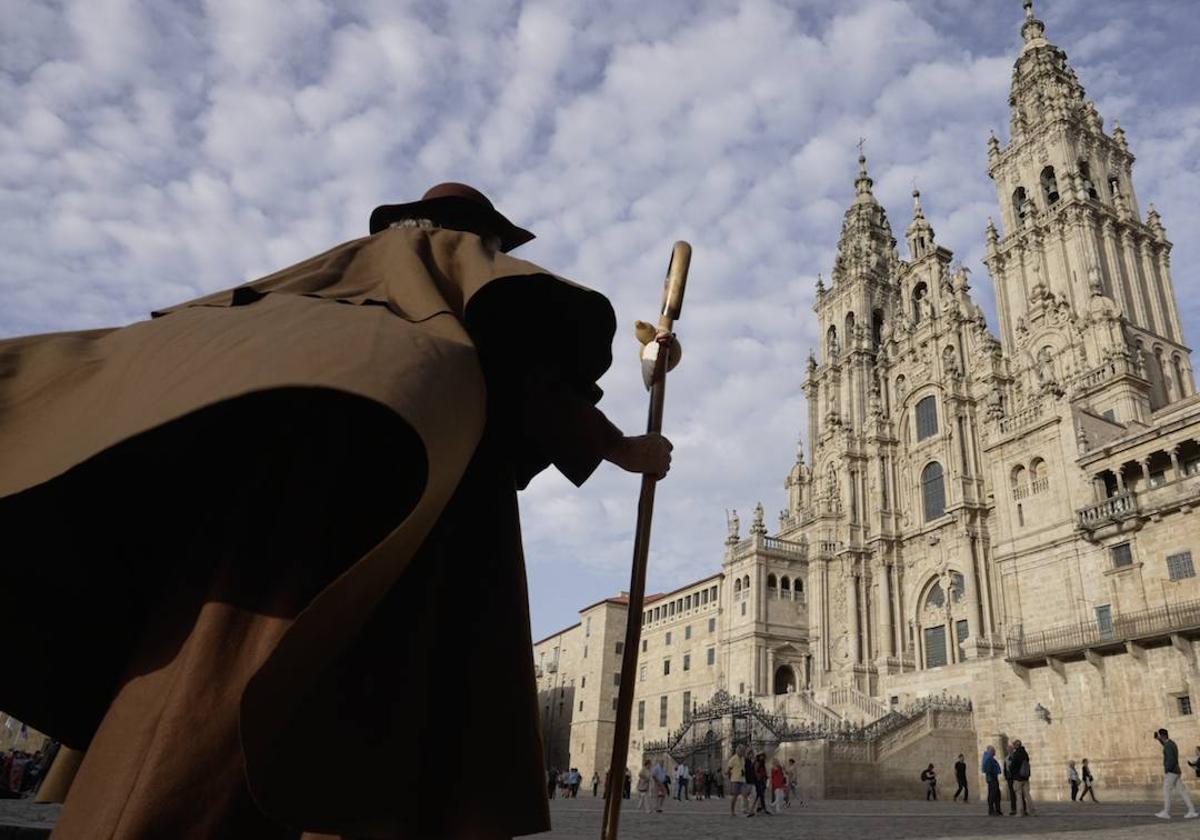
[953,754,969,802]
[921,764,938,800]
[675,762,690,800]
[591,771,599,797]
[749,752,772,816]
[1153,728,1198,819]
[1003,744,1018,815]
[727,747,747,816]
[786,757,803,806]
[1067,760,1079,801]
[652,760,669,812]
[636,760,653,813]
[1010,739,1035,816]
[770,759,788,814]
[983,746,1003,816]
[1080,758,1097,801]
[623,768,632,799]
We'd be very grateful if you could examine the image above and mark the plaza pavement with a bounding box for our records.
[1,795,1197,838]
[539,794,1200,840]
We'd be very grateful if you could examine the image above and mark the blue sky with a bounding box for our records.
[3,0,1198,641]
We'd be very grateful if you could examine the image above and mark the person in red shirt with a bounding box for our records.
[770,759,788,813]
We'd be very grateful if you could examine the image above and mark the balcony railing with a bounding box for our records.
[1007,597,1200,661]
[762,536,807,560]
[998,402,1044,435]
[1077,490,1138,529]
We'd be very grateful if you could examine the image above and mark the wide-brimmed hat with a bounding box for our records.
[369,182,535,252]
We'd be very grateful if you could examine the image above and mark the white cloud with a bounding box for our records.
[3,0,1198,639]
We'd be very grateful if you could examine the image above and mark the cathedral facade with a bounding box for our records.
[534,2,1200,799]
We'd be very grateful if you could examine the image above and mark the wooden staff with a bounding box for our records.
[600,241,691,840]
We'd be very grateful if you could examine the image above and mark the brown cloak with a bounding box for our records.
[0,227,619,838]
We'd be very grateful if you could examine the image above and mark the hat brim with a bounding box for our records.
[369,195,535,252]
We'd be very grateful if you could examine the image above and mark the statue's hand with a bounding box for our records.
[606,434,673,479]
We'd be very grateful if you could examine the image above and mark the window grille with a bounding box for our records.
[1167,551,1195,581]
[916,396,938,440]
[922,462,946,520]
[1110,543,1133,568]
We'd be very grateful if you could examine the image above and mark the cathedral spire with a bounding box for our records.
[854,153,876,204]
[906,188,935,259]
[829,152,897,289]
[1020,0,1047,49]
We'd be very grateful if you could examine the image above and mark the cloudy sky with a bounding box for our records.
[3,0,1198,641]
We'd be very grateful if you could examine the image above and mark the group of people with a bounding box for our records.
[0,747,51,798]
[546,767,586,799]
[723,746,803,817]
[973,728,1199,820]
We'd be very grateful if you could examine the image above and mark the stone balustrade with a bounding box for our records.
[1077,489,1138,529]
[998,401,1044,434]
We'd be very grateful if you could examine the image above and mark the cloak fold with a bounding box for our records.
[0,227,617,838]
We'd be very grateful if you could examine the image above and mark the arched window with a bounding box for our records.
[1012,186,1030,223]
[1010,464,1027,497]
[1029,457,1047,493]
[925,583,945,609]
[1079,160,1099,200]
[734,578,742,594]
[780,576,791,592]
[743,575,750,589]
[912,282,928,322]
[795,578,804,593]
[921,461,946,521]
[915,395,938,440]
[1041,165,1059,205]
[767,574,778,590]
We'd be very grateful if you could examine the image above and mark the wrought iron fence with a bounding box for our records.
[1006,597,1200,660]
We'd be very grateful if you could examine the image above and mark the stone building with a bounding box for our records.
[534,2,1199,799]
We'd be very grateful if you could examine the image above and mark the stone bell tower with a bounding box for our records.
[983,0,1194,420]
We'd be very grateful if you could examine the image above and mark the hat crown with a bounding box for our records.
[421,182,496,212]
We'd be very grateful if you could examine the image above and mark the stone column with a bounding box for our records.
[767,647,776,694]
[890,562,903,657]
[848,572,860,664]
[879,560,895,658]
[1115,465,1126,493]
[1170,447,1182,481]
[963,538,983,650]
[1138,239,1168,341]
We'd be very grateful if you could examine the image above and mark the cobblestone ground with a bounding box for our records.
[539,795,1200,840]
[3,795,1197,839]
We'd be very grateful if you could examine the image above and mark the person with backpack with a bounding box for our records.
[1067,760,1080,801]
[921,764,938,800]
[1010,740,1034,816]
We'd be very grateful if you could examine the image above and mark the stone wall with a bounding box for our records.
[970,645,1200,802]
[772,708,977,799]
